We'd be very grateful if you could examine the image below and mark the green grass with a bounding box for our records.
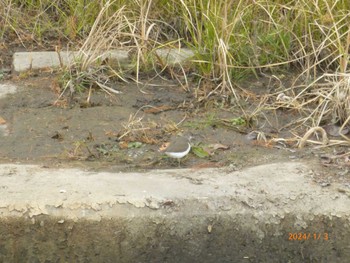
[2,0,349,76]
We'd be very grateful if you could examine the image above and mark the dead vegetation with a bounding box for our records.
[1,0,350,158]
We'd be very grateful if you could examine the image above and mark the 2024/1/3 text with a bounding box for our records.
[288,233,329,241]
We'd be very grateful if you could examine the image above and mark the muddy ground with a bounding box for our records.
[0,73,350,188]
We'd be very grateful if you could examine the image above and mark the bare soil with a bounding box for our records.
[0,73,350,188]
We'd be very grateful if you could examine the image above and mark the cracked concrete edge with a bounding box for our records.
[0,162,349,224]
[12,48,195,72]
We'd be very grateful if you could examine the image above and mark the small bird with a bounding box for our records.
[163,136,191,166]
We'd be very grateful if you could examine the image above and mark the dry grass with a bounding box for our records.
[2,0,350,148]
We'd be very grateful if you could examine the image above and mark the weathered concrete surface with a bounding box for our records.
[12,48,194,72]
[0,162,349,262]
[0,83,17,98]
[12,50,130,72]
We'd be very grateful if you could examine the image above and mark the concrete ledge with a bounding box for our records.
[12,50,129,72]
[0,83,17,99]
[12,48,195,72]
[0,162,349,262]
